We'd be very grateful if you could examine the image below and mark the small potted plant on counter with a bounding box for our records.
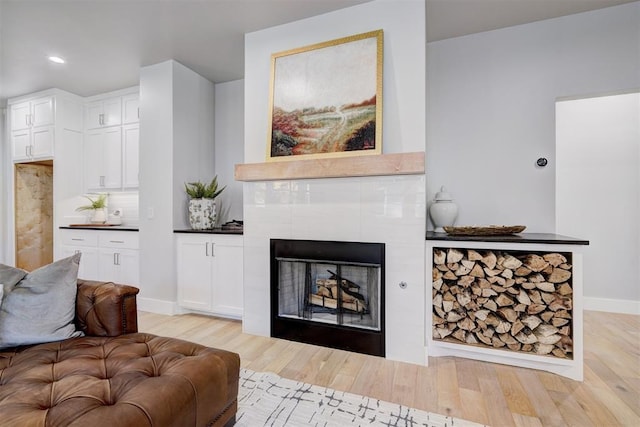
[76,194,108,224]
[185,176,226,230]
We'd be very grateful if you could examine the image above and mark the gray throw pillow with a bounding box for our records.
[0,263,28,294]
[0,253,83,349]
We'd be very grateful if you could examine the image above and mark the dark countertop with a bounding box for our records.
[426,231,589,245]
[174,228,243,235]
[60,225,139,232]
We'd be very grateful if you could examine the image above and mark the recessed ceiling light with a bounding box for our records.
[48,56,65,64]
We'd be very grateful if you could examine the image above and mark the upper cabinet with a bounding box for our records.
[11,97,54,131]
[83,88,139,192]
[84,96,122,129]
[122,93,140,124]
[8,91,82,163]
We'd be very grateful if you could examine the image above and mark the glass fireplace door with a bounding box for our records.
[276,257,381,331]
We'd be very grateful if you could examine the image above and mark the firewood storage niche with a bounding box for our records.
[271,239,385,356]
[432,247,574,359]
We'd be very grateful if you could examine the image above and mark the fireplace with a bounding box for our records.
[270,239,385,356]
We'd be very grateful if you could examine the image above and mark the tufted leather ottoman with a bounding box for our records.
[0,333,240,426]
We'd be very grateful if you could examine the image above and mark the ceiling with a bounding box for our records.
[0,0,635,103]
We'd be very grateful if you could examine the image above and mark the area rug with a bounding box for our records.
[236,369,486,427]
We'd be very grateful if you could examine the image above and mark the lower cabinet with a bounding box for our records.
[59,230,99,280]
[176,233,243,319]
[58,229,139,287]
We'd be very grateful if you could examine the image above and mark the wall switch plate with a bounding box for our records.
[147,207,154,219]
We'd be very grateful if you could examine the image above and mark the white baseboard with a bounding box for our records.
[583,297,640,315]
[137,297,180,315]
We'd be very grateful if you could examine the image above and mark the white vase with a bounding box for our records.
[188,199,217,230]
[90,208,107,224]
[429,186,458,232]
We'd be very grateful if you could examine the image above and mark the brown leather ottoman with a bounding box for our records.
[0,333,239,426]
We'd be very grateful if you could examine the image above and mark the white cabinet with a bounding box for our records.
[84,97,122,129]
[122,93,140,124]
[122,124,139,188]
[83,88,139,191]
[84,127,122,190]
[97,232,140,286]
[10,97,54,130]
[58,229,100,280]
[176,233,243,319]
[177,235,214,312]
[10,96,55,161]
[57,229,139,287]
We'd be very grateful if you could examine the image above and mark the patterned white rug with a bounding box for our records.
[236,369,487,427]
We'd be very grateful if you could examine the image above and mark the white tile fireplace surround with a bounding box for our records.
[242,174,427,365]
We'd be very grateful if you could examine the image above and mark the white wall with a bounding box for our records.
[427,2,640,232]
[244,0,425,161]
[243,0,427,365]
[0,108,5,262]
[172,62,216,229]
[557,92,640,313]
[139,61,176,306]
[215,79,244,223]
[139,60,215,311]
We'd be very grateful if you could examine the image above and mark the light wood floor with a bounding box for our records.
[138,310,639,426]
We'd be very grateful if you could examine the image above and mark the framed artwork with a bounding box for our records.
[267,29,383,161]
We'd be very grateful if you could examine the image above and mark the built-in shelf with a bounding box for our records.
[234,152,425,182]
[426,232,589,245]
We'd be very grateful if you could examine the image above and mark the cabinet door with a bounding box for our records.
[116,249,140,287]
[31,97,54,127]
[84,127,122,190]
[84,101,104,129]
[176,236,213,312]
[60,245,99,281]
[97,248,119,283]
[11,130,31,161]
[10,101,31,131]
[103,97,122,127]
[30,126,54,159]
[97,248,138,285]
[84,130,104,189]
[211,237,244,318]
[103,127,122,188]
[122,94,140,124]
[122,124,139,188]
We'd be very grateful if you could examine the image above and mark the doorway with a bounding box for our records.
[556,92,639,310]
[14,161,54,271]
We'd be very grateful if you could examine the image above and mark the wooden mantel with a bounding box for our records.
[234,152,425,182]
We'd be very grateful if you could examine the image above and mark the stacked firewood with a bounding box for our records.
[432,248,573,359]
[310,271,368,313]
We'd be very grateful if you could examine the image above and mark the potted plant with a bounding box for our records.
[185,176,226,230]
[76,194,108,224]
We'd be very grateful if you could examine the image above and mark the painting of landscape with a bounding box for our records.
[268,30,382,160]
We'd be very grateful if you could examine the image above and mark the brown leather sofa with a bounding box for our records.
[0,280,240,427]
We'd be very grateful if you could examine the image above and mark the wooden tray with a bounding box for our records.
[68,224,119,227]
[443,225,526,236]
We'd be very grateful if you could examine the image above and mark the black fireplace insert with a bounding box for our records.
[270,239,385,357]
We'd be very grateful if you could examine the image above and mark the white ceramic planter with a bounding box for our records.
[188,199,217,230]
[90,208,107,224]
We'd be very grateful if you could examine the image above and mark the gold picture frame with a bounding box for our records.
[267,30,383,161]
